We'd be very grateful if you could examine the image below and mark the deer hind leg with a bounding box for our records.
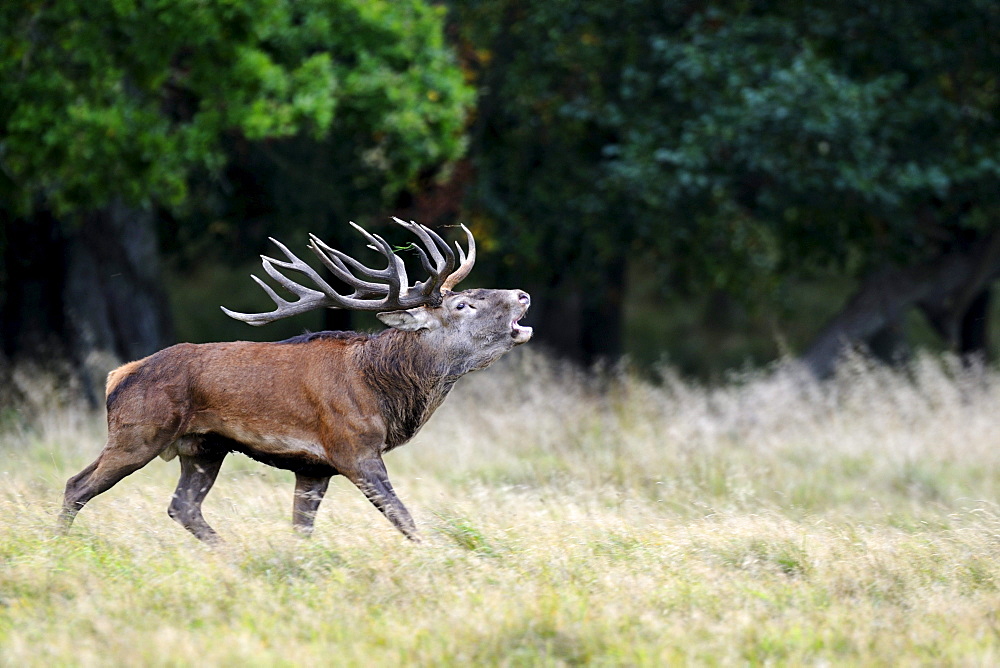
[292,474,331,537]
[345,458,419,542]
[168,452,226,543]
[59,424,174,534]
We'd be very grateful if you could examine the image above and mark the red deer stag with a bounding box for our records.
[59,218,532,542]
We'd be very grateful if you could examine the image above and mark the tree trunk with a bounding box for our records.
[66,202,174,401]
[959,287,991,358]
[1,212,68,359]
[864,318,909,366]
[802,230,1000,377]
[1,203,174,405]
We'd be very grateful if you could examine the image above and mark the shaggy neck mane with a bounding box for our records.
[357,328,456,448]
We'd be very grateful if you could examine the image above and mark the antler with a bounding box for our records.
[221,219,476,326]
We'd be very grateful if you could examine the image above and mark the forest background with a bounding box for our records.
[1,0,999,399]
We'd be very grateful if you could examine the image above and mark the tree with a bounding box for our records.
[451,0,1000,371]
[599,1,1000,374]
[0,0,471,400]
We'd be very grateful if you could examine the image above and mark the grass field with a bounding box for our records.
[3,350,1000,665]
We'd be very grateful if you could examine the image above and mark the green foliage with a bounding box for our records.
[0,0,471,216]
[604,2,1000,279]
[456,0,1000,299]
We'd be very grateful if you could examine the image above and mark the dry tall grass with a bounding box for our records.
[2,350,1000,665]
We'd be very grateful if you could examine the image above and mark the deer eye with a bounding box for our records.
[456,302,466,310]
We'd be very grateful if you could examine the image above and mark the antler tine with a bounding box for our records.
[419,224,458,296]
[441,224,476,291]
[308,223,422,306]
[308,233,390,298]
[391,217,459,297]
[219,275,301,326]
[221,238,344,326]
[345,221,411,300]
[388,218,435,277]
[419,222,457,270]
[400,233,440,298]
[391,217,453,271]
[222,219,479,325]
[259,238,339,296]
[310,232,390,279]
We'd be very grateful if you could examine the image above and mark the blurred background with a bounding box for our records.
[1,0,998,404]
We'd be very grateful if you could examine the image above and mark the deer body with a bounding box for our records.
[59,222,531,542]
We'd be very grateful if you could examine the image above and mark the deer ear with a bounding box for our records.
[377,308,440,332]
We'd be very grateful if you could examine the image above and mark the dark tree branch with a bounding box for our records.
[802,229,1000,377]
[919,232,1000,349]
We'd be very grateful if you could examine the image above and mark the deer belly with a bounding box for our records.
[219,426,328,460]
[224,429,335,475]
[159,431,327,464]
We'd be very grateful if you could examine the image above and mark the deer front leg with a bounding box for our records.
[292,474,330,537]
[345,458,419,542]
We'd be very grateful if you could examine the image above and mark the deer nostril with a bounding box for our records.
[518,292,530,306]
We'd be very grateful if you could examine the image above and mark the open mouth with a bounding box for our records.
[510,307,533,342]
[511,317,532,338]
